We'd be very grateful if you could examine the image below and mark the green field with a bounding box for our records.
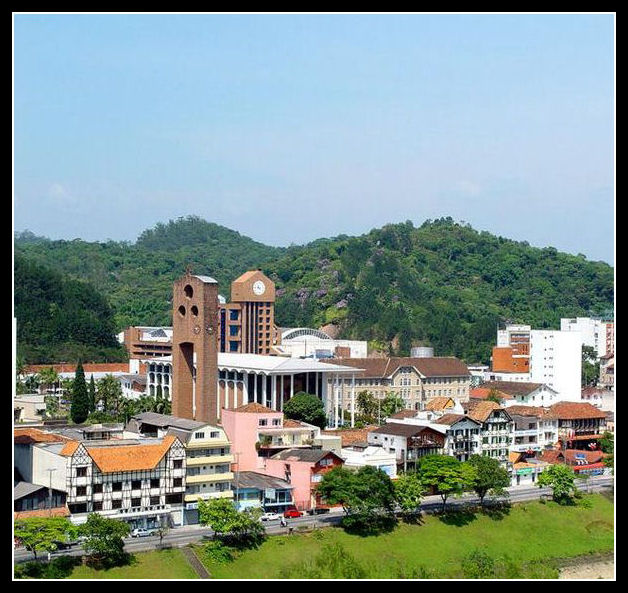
[68,548,199,580]
[63,494,614,579]
[200,494,614,579]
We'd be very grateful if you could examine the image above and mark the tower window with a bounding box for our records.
[178,305,186,317]
[184,285,194,298]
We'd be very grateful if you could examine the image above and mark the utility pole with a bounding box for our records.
[47,468,57,515]
[233,452,241,509]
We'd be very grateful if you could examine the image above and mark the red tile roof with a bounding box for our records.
[425,397,456,411]
[479,381,545,397]
[14,506,70,520]
[322,426,379,447]
[505,405,548,417]
[548,402,607,420]
[390,409,418,419]
[14,428,69,445]
[234,403,278,414]
[85,435,178,473]
[433,413,479,426]
[470,387,513,401]
[321,357,470,378]
[465,401,504,423]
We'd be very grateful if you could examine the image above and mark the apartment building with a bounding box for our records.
[431,414,482,462]
[560,317,614,358]
[480,381,559,408]
[463,401,514,463]
[506,405,558,453]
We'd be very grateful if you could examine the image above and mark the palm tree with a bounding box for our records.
[39,367,60,396]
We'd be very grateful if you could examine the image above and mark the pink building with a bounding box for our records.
[263,449,344,511]
[220,403,321,472]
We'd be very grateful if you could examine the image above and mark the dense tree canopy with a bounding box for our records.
[16,216,614,365]
[283,392,327,429]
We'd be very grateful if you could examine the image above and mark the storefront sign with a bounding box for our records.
[185,502,199,510]
[516,468,534,475]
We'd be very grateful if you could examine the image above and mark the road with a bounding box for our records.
[13,475,614,563]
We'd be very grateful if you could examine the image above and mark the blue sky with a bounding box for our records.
[13,13,614,264]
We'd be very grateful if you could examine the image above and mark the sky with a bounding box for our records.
[13,13,615,264]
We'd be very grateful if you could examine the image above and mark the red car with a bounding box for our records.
[283,508,302,518]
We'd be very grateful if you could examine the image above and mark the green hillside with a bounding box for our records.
[15,216,613,364]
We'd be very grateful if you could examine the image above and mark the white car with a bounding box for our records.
[259,512,282,522]
[131,528,156,538]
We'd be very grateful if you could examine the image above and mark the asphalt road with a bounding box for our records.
[14,475,614,564]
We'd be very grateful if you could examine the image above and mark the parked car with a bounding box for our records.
[260,512,282,522]
[283,508,302,518]
[131,528,156,538]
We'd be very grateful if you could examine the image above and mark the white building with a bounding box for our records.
[529,330,582,402]
[340,445,398,478]
[561,317,613,358]
[480,381,560,408]
[505,405,559,453]
[274,327,368,359]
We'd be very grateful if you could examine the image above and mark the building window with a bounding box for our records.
[111,500,122,509]
[195,432,205,439]
[150,479,160,488]
[92,501,103,511]
[173,459,183,469]
[259,419,268,426]
[76,467,87,478]
[76,486,87,497]
[93,483,103,494]
[112,482,122,492]
[150,496,160,506]
[173,478,183,487]
[131,480,142,490]
[131,497,141,508]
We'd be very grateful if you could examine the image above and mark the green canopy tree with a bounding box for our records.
[39,366,60,395]
[283,392,327,429]
[467,454,511,506]
[356,390,378,422]
[70,361,89,424]
[380,393,405,420]
[316,465,397,531]
[88,374,97,413]
[393,472,424,519]
[78,513,130,567]
[198,498,264,546]
[417,454,477,513]
[96,374,123,417]
[537,464,578,504]
[14,517,77,560]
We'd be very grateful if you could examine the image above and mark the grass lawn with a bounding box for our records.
[199,494,614,579]
[69,548,199,580]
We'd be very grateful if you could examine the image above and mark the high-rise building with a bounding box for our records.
[560,317,614,358]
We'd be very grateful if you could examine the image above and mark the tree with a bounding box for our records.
[14,517,77,560]
[198,498,265,546]
[44,395,61,419]
[467,455,510,506]
[599,431,614,472]
[393,472,424,519]
[70,361,89,424]
[417,455,477,513]
[39,366,60,395]
[380,393,405,420]
[486,388,504,405]
[78,513,130,567]
[537,464,578,504]
[96,374,123,417]
[356,390,378,422]
[581,346,600,387]
[283,392,327,429]
[88,374,97,413]
[316,465,397,530]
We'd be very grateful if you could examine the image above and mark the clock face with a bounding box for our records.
[252,280,266,296]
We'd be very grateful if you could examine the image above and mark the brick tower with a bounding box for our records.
[171,272,219,423]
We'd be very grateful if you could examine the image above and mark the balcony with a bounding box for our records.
[184,490,234,503]
[186,472,234,484]
[187,454,235,466]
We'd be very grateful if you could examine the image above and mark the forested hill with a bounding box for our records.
[15,216,614,364]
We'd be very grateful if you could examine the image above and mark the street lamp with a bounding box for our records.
[47,468,57,514]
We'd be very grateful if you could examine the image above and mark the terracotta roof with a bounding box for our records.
[548,402,607,420]
[283,419,311,428]
[480,381,545,397]
[234,403,278,414]
[506,405,548,417]
[14,428,69,445]
[232,270,267,283]
[581,387,607,397]
[14,506,70,520]
[540,450,563,464]
[60,441,81,456]
[470,387,513,401]
[321,356,470,378]
[464,401,505,423]
[322,426,379,447]
[85,435,179,473]
[26,363,130,374]
[563,449,607,465]
[509,451,522,464]
[390,409,419,419]
[371,423,439,437]
[569,434,604,441]
[425,397,455,411]
[433,413,477,426]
